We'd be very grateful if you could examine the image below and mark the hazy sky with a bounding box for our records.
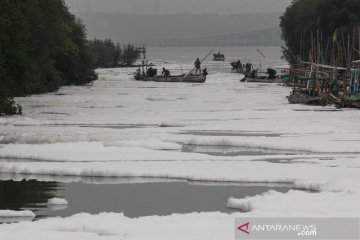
[65,0,292,15]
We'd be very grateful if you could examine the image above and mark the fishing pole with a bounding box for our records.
[184,49,214,79]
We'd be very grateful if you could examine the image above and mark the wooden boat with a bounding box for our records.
[245,78,283,83]
[152,74,206,83]
[231,61,244,73]
[329,94,360,109]
[240,67,281,83]
[135,72,206,83]
[287,92,328,105]
[232,67,243,73]
[134,50,213,83]
[213,52,225,61]
[249,68,277,79]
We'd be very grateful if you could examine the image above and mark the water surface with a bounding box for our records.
[0,178,291,221]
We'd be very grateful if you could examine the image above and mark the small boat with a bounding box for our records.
[249,68,277,79]
[153,74,206,83]
[213,52,225,61]
[241,67,280,83]
[287,92,328,105]
[135,68,206,83]
[231,60,244,73]
[330,94,360,109]
[135,50,213,83]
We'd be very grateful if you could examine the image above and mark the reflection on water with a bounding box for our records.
[0,178,291,222]
[0,180,59,210]
[0,180,60,223]
[0,216,35,223]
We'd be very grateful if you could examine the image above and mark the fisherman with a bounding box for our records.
[135,67,141,80]
[162,67,170,77]
[202,68,208,80]
[147,66,157,77]
[246,63,252,75]
[194,58,201,74]
[236,60,242,68]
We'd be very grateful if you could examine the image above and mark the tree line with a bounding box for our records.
[0,0,139,115]
[87,39,139,68]
[280,0,360,65]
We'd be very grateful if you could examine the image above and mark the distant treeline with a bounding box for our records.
[87,39,138,68]
[280,0,360,64]
[0,1,138,115]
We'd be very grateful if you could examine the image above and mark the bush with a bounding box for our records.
[87,39,138,68]
[0,97,22,116]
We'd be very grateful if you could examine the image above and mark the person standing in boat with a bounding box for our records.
[147,66,157,77]
[202,68,208,80]
[236,60,242,68]
[162,67,170,77]
[194,58,201,74]
[135,67,141,80]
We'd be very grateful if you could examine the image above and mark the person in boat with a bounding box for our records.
[194,58,201,74]
[245,63,252,75]
[267,68,277,79]
[236,60,242,68]
[147,67,157,77]
[162,67,170,77]
[135,67,141,80]
[202,68,208,79]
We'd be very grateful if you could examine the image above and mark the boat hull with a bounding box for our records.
[245,78,282,83]
[231,68,244,73]
[136,74,206,83]
[286,93,328,105]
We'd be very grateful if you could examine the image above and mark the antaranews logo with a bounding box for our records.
[235,218,360,240]
[237,222,250,235]
[237,222,317,236]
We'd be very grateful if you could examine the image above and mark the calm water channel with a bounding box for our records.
[0,177,291,222]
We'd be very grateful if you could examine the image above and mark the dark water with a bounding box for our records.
[0,178,291,221]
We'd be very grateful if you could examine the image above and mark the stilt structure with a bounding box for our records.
[135,47,146,59]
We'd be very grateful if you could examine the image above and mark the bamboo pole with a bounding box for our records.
[320,28,323,64]
[358,25,360,60]
[184,49,214,79]
[300,32,303,62]
[324,39,330,65]
[346,34,351,96]
[316,23,320,96]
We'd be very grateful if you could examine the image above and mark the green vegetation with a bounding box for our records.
[0,0,97,115]
[87,39,139,68]
[280,0,360,64]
